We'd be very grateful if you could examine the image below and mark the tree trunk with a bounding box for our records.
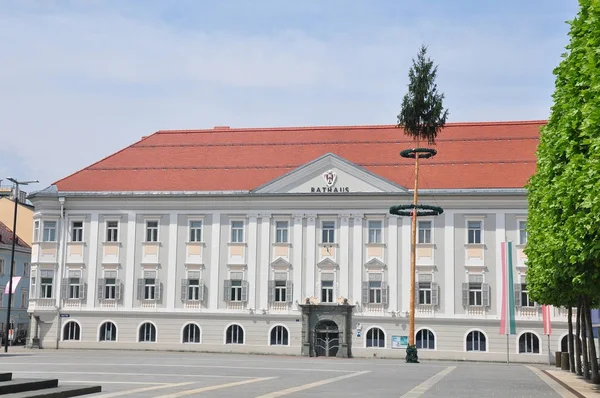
[582,302,590,380]
[584,296,599,383]
[569,306,576,373]
[576,300,583,375]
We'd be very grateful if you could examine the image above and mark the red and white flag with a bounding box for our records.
[542,305,552,335]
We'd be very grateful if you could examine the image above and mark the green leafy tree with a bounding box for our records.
[526,0,600,382]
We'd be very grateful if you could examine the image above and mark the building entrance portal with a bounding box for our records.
[300,302,353,358]
[314,320,339,357]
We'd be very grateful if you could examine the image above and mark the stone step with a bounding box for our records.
[0,375,12,383]
[0,379,58,395]
[0,385,102,398]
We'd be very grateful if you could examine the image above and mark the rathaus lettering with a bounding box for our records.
[311,186,350,193]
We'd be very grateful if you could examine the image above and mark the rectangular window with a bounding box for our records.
[418,221,432,244]
[21,289,28,308]
[274,280,287,302]
[519,220,527,245]
[71,221,83,242]
[106,221,119,242]
[23,262,29,277]
[68,271,81,299]
[231,221,244,243]
[43,221,57,242]
[469,282,483,306]
[188,278,200,301]
[321,273,335,303]
[40,270,54,299]
[369,280,382,304]
[230,279,243,302]
[144,272,156,300]
[368,220,382,244]
[419,281,432,305]
[322,221,335,244]
[0,259,4,276]
[467,220,482,244]
[521,284,535,307]
[33,220,40,242]
[146,221,159,242]
[189,221,203,242]
[275,221,289,243]
[104,271,117,300]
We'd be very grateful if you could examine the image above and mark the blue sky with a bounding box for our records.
[0,0,579,191]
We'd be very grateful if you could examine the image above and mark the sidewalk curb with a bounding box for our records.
[541,369,586,398]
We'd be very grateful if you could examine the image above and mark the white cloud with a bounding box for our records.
[0,1,575,190]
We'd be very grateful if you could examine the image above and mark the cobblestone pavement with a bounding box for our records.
[0,349,576,397]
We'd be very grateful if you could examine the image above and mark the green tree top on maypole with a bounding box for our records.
[397,45,449,145]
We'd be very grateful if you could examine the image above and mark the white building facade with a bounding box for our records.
[27,121,571,362]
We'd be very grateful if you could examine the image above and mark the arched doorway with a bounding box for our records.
[561,335,583,353]
[313,320,339,357]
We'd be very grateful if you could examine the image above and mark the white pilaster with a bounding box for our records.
[496,212,506,314]
[339,214,350,300]
[209,213,221,310]
[54,213,67,307]
[86,213,99,308]
[246,214,259,310]
[387,215,398,312]
[166,212,178,310]
[292,214,304,306]
[401,216,411,314]
[258,214,271,311]
[444,211,455,316]
[306,214,317,298]
[352,215,363,306]
[124,212,137,309]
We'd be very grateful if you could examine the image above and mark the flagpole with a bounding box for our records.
[547,334,551,366]
[507,334,510,364]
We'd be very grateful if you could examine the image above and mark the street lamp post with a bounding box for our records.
[4,177,37,352]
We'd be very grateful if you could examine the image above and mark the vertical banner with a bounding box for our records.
[542,305,552,335]
[499,241,516,335]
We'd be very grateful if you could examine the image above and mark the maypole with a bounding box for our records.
[389,45,448,364]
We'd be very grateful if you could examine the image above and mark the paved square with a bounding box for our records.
[0,349,574,397]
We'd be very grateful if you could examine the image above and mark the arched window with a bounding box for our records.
[416,329,435,350]
[99,322,117,342]
[139,322,156,342]
[519,332,540,354]
[183,323,201,343]
[63,321,81,341]
[366,327,385,348]
[226,324,244,344]
[561,335,583,353]
[270,325,289,345]
[466,330,486,352]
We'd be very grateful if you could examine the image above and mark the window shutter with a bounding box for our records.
[362,281,369,304]
[432,282,439,306]
[157,282,163,302]
[482,283,490,307]
[514,283,521,307]
[136,278,144,300]
[116,280,122,301]
[268,280,275,303]
[97,279,105,300]
[241,281,249,302]
[223,280,232,302]
[199,280,205,301]
[382,281,389,305]
[462,282,469,306]
[31,281,37,300]
[79,283,87,300]
[181,279,188,302]
[286,280,293,303]
[61,278,69,300]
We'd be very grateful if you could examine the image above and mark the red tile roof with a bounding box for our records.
[0,221,30,249]
[54,121,545,192]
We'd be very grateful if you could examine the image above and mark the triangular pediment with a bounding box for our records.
[253,153,407,194]
[270,257,292,268]
[317,258,339,268]
[364,258,386,269]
